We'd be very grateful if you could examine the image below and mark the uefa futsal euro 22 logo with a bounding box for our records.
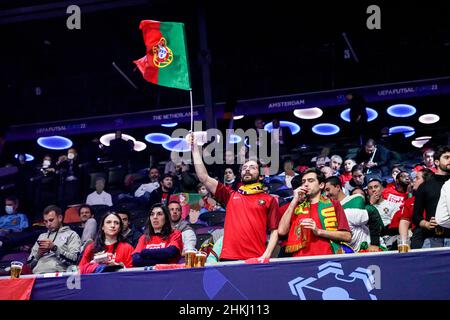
[288,261,379,300]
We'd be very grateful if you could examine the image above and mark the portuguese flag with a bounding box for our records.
[134,20,191,90]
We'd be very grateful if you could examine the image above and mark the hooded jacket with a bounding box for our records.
[28,226,81,274]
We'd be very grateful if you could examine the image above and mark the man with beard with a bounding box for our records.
[278,168,351,257]
[413,146,450,248]
[382,171,410,206]
[168,201,197,251]
[190,135,280,261]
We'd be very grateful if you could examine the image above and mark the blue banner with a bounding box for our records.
[234,76,450,116]
[30,248,450,300]
[7,77,450,141]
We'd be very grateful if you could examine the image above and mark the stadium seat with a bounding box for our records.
[63,205,81,224]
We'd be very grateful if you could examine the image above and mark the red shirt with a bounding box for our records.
[214,183,280,260]
[399,196,426,231]
[339,172,352,187]
[133,230,183,263]
[382,185,408,205]
[293,200,350,257]
[79,241,134,269]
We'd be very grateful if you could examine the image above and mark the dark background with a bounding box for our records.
[0,1,449,125]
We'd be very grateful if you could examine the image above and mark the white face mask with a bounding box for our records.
[42,160,51,168]
[67,153,75,160]
[5,205,14,215]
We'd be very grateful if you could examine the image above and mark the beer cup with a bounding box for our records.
[184,249,197,268]
[300,218,311,248]
[195,251,207,268]
[10,261,23,279]
[398,238,410,253]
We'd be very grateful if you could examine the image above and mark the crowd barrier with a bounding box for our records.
[2,247,448,300]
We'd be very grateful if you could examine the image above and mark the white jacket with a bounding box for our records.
[436,180,450,228]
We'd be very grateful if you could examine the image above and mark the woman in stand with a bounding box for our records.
[78,212,133,273]
[132,203,183,267]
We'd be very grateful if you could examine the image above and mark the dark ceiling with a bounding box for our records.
[1,1,449,127]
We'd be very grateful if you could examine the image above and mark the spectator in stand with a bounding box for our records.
[340,158,356,187]
[223,167,239,191]
[413,146,450,248]
[385,165,403,188]
[117,208,142,248]
[197,183,225,214]
[132,203,183,267]
[0,196,31,256]
[32,155,58,215]
[311,147,331,168]
[86,176,113,207]
[56,148,81,207]
[148,174,175,208]
[414,148,437,173]
[28,205,81,274]
[191,133,280,261]
[109,130,131,168]
[366,178,401,249]
[355,139,388,178]
[382,170,410,206]
[0,196,29,235]
[325,176,383,252]
[168,201,196,251]
[133,167,161,201]
[75,204,97,250]
[78,212,133,273]
[330,155,343,177]
[278,168,351,257]
[320,166,333,179]
[173,162,199,193]
[347,92,368,146]
[343,164,367,195]
[399,168,434,248]
[277,158,299,188]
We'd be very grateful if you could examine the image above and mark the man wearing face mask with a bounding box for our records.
[57,148,81,208]
[31,156,57,216]
[0,196,29,236]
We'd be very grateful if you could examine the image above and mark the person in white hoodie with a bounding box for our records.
[27,205,81,274]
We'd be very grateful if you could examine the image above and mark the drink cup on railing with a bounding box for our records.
[398,238,410,253]
[195,251,207,268]
[10,261,23,279]
[184,249,197,268]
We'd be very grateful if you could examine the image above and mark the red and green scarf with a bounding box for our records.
[285,195,350,254]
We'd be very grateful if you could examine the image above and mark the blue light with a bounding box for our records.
[228,134,242,144]
[312,123,340,136]
[389,126,415,138]
[37,136,73,150]
[145,133,171,144]
[161,123,178,128]
[162,138,191,152]
[340,108,378,122]
[15,154,34,162]
[264,121,301,135]
[387,104,416,117]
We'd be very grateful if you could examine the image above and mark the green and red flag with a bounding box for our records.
[134,20,191,90]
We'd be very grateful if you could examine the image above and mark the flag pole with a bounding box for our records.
[190,89,194,133]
